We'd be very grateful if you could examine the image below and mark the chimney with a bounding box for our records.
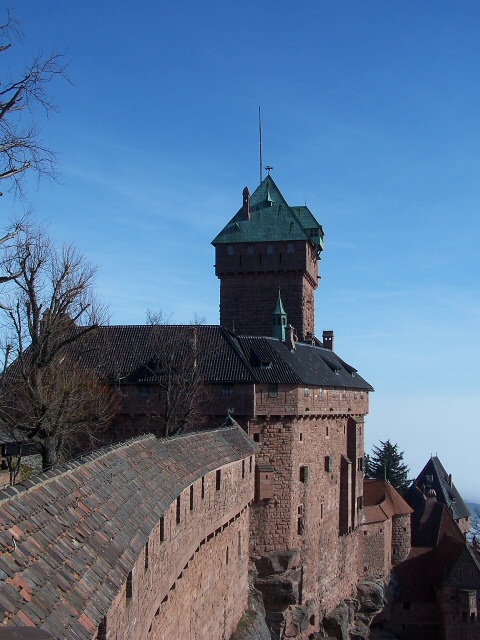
[242,186,250,221]
[322,330,334,351]
[285,324,297,351]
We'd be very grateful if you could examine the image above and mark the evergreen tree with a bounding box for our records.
[365,439,410,495]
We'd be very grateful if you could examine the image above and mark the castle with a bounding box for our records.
[0,176,478,639]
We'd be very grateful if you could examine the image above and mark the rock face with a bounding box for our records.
[231,566,271,640]
[242,557,389,640]
[320,580,387,640]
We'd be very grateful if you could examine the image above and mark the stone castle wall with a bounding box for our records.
[215,240,317,341]
[361,520,393,581]
[250,412,366,619]
[0,427,257,640]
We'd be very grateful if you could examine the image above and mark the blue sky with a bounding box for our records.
[3,1,480,500]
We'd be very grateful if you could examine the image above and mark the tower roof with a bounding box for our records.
[404,456,470,522]
[212,175,324,248]
[273,290,286,316]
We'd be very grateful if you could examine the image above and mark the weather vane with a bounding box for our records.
[265,165,273,175]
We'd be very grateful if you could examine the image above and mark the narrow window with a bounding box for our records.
[297,517,304,535]
[247,244,254,255]
[332,388,337,398]
[299,432,303,442]
[176,496,181,524]
[299,466,309,483]
[253,432,260,443]
[357,457,364,471]
[216,469,221,491]
[222,384,234,396]
[267,244,274,255]
[242,460,245,479]
[160,516,165,542]
[321,502,324,519]
[238,531,242,556]
[325,456,333,472]
[357,496,363,511]
[287,242,295,254]
[326,426,329,437]
[226,546,229,564]
[201,476,205,499]
[304,388,310,397]
[126,571,133,601]
[145,541,149,570]
[249,456,253,473]
[342,388,347,398]
[190,485,194,511]
[227,244,234,256]
[268,384,278,398]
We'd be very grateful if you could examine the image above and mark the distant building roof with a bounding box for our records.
[211,176,324,249]
[0,425,257,638]
[362,479,413,524]
[404,456,470,522]
[405,484,465,548]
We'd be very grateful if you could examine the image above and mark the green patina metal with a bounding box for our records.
[272,290,287,342]
[212,175,324,250]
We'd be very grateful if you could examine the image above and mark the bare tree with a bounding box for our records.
[143,311,211,436]
[0,222,118,470]
[0,9,68,196]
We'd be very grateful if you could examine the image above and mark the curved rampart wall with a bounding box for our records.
[0,426,257,640]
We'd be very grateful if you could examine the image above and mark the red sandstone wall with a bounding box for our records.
[215,240,318,340]
[254,384,369,418]
[391,514,411,565]
[361,520,392,581]
[102,458,253,640]
[250,412,365,616]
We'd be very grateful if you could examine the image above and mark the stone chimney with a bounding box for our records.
[322,330,334,351]
[242,186,250,221]
[285,324,297,351]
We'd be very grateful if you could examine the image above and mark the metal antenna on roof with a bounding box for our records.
[259,106,263,185]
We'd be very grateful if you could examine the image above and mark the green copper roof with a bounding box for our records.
[212,176,324,248]
[272,290,287,341]
[273,290,286,316]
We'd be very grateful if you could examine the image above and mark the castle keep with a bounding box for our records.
[2,176,478,639]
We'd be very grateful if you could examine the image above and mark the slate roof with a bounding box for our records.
[236,336,373,390]
[211,176,324,248]
[404,456,470,522]
[0,425,257,638]
[393,535,480,603]
[406,484,465,548]
[31,324,372,391]
[362,479,413,524]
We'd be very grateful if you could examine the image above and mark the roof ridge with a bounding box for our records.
[0,434,156,505]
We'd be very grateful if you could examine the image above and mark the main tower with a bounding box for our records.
[212,175,324,341]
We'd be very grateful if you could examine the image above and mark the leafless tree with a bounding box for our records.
[144,311,211,436]
[0,9,68,196]
[0,222,118,470]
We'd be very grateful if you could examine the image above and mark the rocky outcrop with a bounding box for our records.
[320,579,388,640]
[231,566,271,640]
[242,557,390,640]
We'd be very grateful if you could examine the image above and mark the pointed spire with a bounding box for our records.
[272,290,287,341]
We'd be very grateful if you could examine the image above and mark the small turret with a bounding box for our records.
[272,290,287,341]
